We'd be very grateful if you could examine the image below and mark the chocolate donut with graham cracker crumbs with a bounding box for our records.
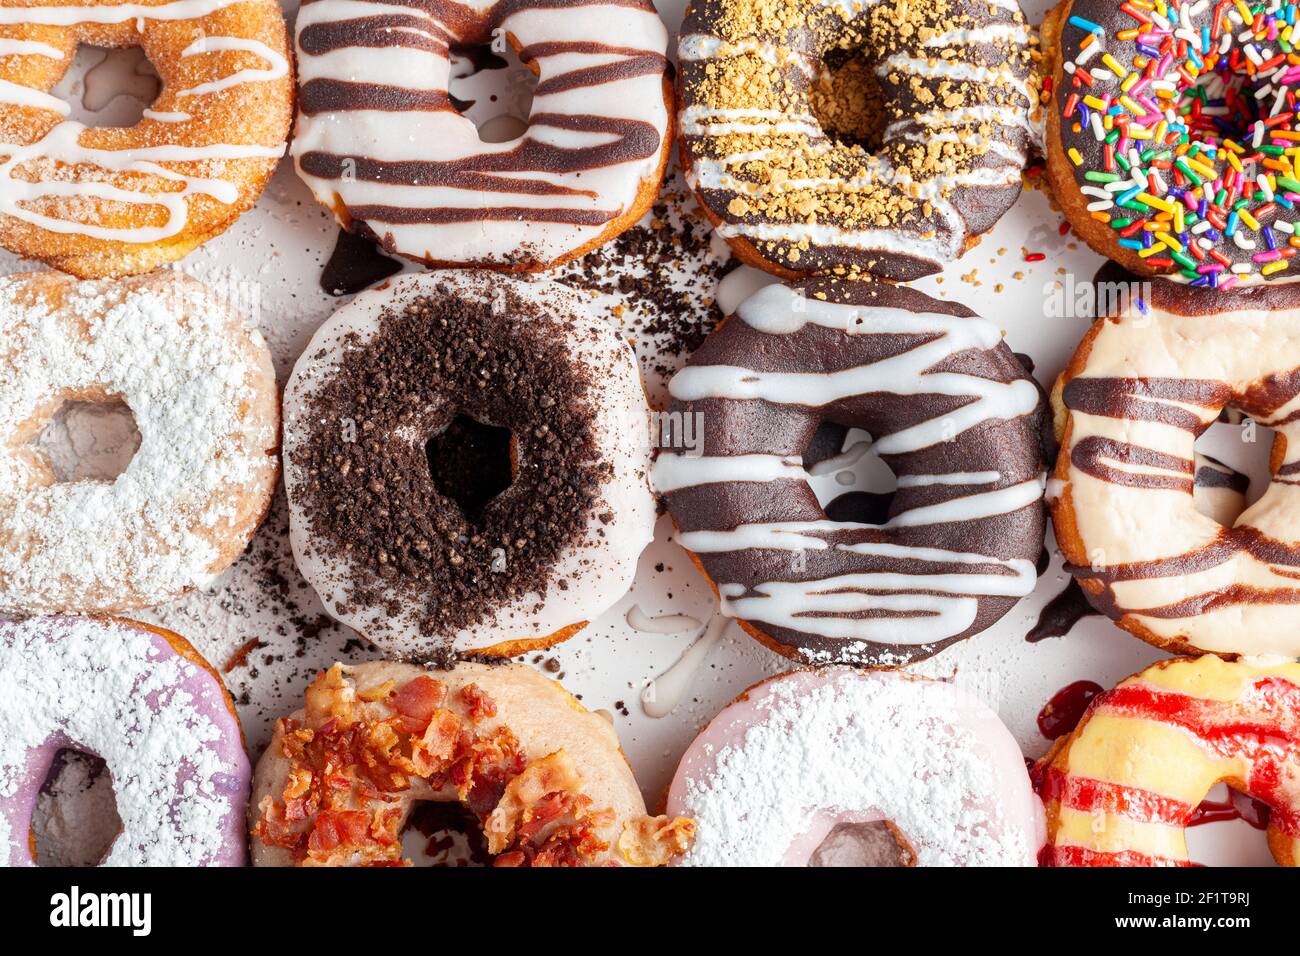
[676,0,1038,280]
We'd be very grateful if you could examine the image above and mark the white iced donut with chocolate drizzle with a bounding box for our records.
[0,271,279,615]
[655,278,1046,667]
[667,668,1045,866]
[283,272,656,659]
[292,0,673,271]
[1050,275,1300,657]
[0,0,292,279]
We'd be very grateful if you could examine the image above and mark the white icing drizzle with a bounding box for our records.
[652,452,804,493]
[0,38,64,58]
[176,36,289,97]
[0,0,251,26]
[640,616,729,719]
[625,604,702,634]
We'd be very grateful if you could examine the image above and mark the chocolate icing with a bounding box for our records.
[677,0,1034,279]
[660,277,1046,666]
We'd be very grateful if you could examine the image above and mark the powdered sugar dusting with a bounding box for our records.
[672,669,1037,867]
[0,616,249,866]
[0,272,277,612]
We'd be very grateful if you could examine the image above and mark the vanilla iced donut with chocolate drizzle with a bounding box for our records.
[0,0,292,279]
[0,616,250,867]
[291,0,672,271]
[251,660,693,866]
[655,278,1047,667]
[1050,273,1300,657]
[667,668,1044,866]
[0,270,279,615]
[283,272,656,659]
[677,0,1037,280]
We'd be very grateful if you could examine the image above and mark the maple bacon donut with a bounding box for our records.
[251,660,693,866]
[0,0,292,279]
[1,616,250,866]
[292,0,672,270]
[1050,274,1300,656]
[667,668,1044,866]
[283,272,656,659]
[677,0,1036,280]
[655,279,1047,667]
[0,270,279,616]
[1039,655,1300,867]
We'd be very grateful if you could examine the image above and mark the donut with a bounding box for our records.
[676,0,1037,281]
[666,668,1044,866]
[1038,655,1300,867]
[1049,272,1300,656]
[283,272,656,659]
[1044,0,1300,287]
[291,0,673,271]
[654,278,1047,667]
[0,270,279,615]
[0,615,250,867]
[0,0,292,279]
[250,660,694,866]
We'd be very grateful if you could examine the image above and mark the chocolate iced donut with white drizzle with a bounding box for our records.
[655,279,1047,667]
[292,0,673,270]
[0,0,292,279]
[676,0,1037,280]
[1050,271,1300,657]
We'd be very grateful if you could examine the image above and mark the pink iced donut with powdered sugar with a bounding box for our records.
[666,668,1044,866]
[0,616,250,867]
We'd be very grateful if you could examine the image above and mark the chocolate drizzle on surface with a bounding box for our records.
[320,228,403,297]
[1026,580,1099,644]
[290,285,611,657]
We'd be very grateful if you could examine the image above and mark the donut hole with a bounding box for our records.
[1192,414,1276,525]
[808,820,916,867]
[425,414,515,519]
[51,45,160,129]
[31,396,141,484]
[808,51,886,152]
[1184,784,1279,867]
[448,37,536,145]
[804,421,897,524]
[31,749,122,867]
[401,800,491,866]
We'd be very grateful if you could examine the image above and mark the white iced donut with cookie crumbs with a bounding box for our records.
[666,668,1044,866]
[0,271,279,615]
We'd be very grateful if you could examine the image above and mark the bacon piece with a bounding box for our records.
[460,682,498,721]
[484,751,584,854]
[617,815,696,866]
[392,675,447,732]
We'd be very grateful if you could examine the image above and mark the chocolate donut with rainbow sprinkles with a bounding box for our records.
[677,0,1037,280]
[655,278,1047,667]
[1045,0,1300,286]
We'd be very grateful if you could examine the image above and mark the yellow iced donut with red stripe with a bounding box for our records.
[1039,655,1300,867]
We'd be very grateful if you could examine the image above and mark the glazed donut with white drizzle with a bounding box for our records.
[0,0,292,279]
[292,0,673,270]
[655,278,1047,667]
[1050,268,1300,657]
[676,0,1037,280]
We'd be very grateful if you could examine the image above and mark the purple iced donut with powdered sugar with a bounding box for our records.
[0,616,250,867]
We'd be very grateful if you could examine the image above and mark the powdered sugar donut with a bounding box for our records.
[0,0,292,279]
[283,272,656,658]
[0,616,250,867]
[666,668,1044,866]
[292,0,673,270]
[0,271,279,615]
[251,659,693,866]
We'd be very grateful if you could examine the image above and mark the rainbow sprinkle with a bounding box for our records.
[1060,0,1300,285]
